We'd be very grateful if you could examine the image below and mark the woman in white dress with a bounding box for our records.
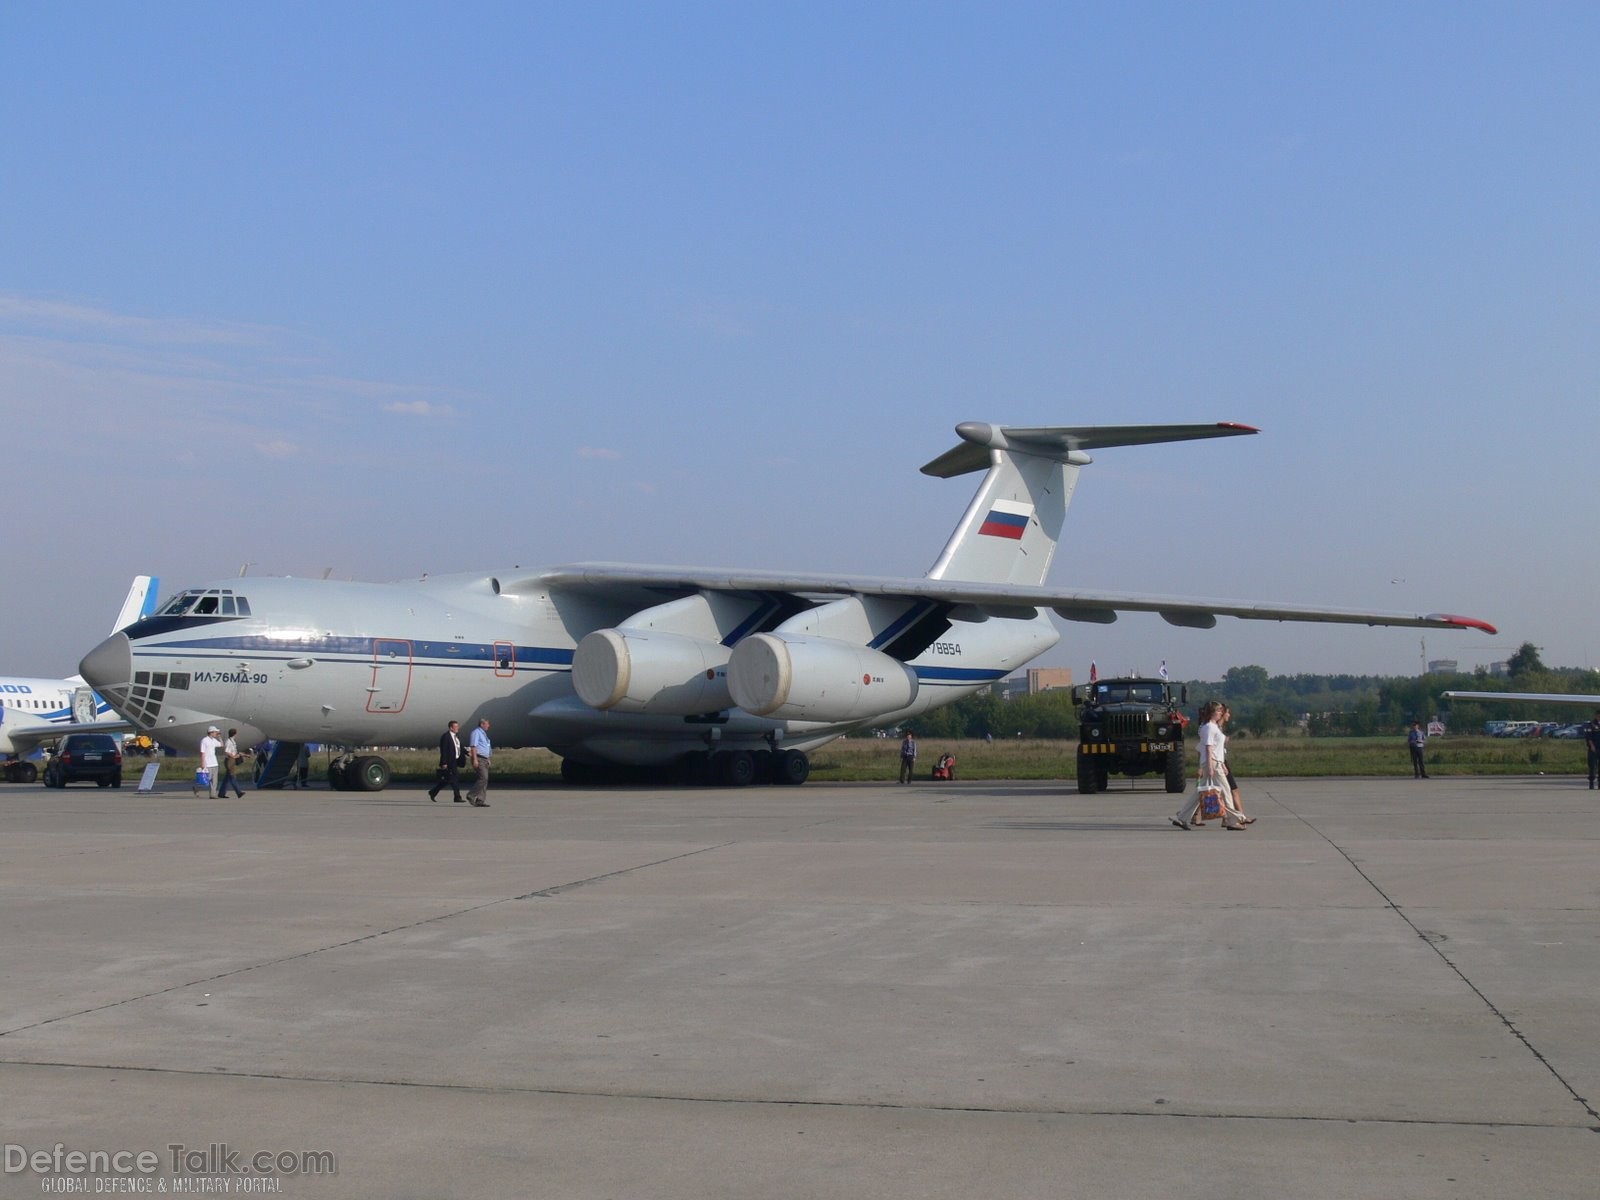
[1171,701,1248,830]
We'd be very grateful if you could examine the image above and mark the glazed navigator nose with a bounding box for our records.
[79,631,132,692]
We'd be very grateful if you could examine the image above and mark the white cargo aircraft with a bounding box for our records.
[1,575,159,781]
[78,423,1494,791]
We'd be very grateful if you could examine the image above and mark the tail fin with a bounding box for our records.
[109,575,159,634]
[922,422,1256,585]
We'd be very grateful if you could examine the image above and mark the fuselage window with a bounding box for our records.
[220,596,236,615]
[168,673,191,690]
[235,597,251,616]
[194,594,220,615]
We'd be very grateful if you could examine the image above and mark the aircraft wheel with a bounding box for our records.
[1164,753,1187,793]
[772,749,810,786]
[1076,757,1097,795]
[717,750,756,787]
[351,755,391,792]
[21,762,37,783]
[677,751,714,786]
[560,757,599,785]
[327,761,349,790]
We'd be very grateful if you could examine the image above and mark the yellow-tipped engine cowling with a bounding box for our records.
[727,633,919,722]
[572,629,733,715]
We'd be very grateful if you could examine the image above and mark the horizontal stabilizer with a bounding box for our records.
[921,421,1258,478]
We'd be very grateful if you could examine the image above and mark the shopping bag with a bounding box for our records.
[195,769,211,788]
[1198,787,1224,821]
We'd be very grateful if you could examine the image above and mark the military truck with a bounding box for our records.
[1073,677,1189,793]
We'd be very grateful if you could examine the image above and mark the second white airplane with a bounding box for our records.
[1,575,159,781]
[79,422,1495,790]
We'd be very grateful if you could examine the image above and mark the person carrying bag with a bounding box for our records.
[1171,700,1248,831]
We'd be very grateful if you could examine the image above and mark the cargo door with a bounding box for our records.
[366,639,413,713]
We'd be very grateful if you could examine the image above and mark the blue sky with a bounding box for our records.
[3,3,1596,681]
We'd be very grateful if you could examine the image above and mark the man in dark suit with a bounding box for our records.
[429,719,466,802]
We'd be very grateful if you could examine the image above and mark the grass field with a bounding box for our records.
[139,734,1591,789]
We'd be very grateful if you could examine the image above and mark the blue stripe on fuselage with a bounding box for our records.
[912,665,1008,683]
[128,634,575,670]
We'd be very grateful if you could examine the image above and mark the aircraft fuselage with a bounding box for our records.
[80,572,1056,767]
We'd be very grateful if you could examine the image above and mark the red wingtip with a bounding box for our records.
[1429,614,1498,635]
[1218,422,1260,433]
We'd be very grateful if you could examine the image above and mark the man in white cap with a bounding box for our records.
[199,725,223,798]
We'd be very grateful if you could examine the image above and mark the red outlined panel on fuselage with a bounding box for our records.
[366,639,414,713]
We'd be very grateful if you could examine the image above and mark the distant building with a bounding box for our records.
[1487,661,1510,678]
[1427,659,1458,675]
[997,667,1074,701]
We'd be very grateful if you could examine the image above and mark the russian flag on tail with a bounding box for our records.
[978,498,1033,540]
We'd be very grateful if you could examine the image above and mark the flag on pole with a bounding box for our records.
[1089,661,1098,683]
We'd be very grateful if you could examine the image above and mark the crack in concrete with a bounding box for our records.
[1267,786,1600,1132]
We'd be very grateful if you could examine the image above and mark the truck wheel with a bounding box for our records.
[1165,752,1187,793]
[1076,757,1097,794]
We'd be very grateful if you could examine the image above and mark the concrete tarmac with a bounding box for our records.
[1,773,1596,1198]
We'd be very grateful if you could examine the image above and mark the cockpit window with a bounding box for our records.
[154,589,250,618]
[158,591,201,616]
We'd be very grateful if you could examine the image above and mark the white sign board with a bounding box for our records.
[135,761,161,793]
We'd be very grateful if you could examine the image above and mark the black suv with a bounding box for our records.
[43,733,124,788]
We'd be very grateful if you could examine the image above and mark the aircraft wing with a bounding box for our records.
[1443,691,1600,706]
[531,564,1497,634]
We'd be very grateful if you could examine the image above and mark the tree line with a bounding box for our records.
[885,643,1599,740]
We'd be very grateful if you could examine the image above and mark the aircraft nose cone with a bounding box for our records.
[80,632,132,691]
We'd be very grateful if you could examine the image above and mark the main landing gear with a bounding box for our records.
[699,746,810,787]
[557,747,810,788]
[3,759,39,783]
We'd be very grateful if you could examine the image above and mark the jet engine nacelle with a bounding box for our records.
[728,633,919,722]
[571,629,733,715]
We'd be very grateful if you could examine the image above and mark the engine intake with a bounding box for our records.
[572,629,732,715]
[728,633,918,722]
